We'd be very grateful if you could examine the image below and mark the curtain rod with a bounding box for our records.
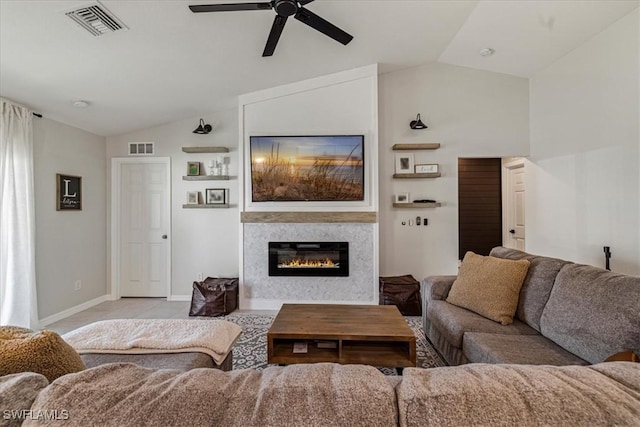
[32,112,42,118]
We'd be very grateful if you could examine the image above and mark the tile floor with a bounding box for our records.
[45,298,275,334]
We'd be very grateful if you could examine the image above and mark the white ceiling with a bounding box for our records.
[1,0,637,136]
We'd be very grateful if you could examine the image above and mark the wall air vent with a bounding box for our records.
[129,142,154,156]
[65,1,128,37]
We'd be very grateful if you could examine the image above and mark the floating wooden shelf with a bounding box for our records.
[393,173,441,179]
[182,175,230,181]
[241,211,377,223]
[393,202,441,208]
[392,143,440,151]
[182,146,229,153]
[183,204,230,209]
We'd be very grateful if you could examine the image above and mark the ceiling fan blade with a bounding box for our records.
[263,15,288,57]
[189,2,272,13]
[294,7,353,46]
[298,0,315,5]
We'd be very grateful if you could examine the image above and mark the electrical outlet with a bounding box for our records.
[197,272,204,281]
[74,280,82,291]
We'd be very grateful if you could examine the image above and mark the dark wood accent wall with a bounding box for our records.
[458,158,502,259]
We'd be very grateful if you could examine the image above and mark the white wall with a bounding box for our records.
[106,109,239,298]
[378,62,530,279]
[528,9,639,274]
[240,65,379,212]
[33,118,107,319]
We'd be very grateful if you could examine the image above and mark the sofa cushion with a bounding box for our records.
[446,252,531,325]
[426,321,470,366]
[540,264,640,364]
[421,275,457,302]
[27,362,398,427]
[0,373,49,427]
[590,361,640,392]
[490,246,571,331]
[0,326,86,382]
[427,300,538,349]
[397,362,640,427]
[463,332,588,365]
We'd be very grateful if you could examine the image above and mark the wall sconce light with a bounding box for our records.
[410,114,427,130]
[193,118,212,134]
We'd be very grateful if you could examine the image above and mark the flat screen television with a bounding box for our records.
[249,135,364,202]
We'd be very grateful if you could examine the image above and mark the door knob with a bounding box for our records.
[161,234,168,239]
[509,229,515,234]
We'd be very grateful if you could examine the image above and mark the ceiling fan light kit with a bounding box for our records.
[189,0,353,57]
[410,114,427,130]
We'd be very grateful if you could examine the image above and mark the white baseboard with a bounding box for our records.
[241,298,377,311]
[39,295,110,327]
[168,295,191,301]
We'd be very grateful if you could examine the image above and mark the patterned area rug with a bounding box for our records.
[221,312,446,375]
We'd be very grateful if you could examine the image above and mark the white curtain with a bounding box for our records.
[0,98,39,328]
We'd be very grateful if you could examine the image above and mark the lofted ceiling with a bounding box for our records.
[0,0,637,137]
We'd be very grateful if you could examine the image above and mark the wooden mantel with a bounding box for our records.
[241,211,377,224]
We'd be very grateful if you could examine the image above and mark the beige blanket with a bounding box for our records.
[62,319,242,365]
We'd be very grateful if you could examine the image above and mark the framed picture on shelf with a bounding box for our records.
[187,191,199,205]
[187,162,200,176]
[415,164,439,174]
[395,153,414,174]
[394,192,410,204]
[205,188,226,205]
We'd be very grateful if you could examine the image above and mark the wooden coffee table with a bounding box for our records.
[267,304,416,373]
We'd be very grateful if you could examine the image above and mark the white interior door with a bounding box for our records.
[115,159,170,297]
[503,160,526,250]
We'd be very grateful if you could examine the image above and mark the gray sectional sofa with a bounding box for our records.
[422,247,640,366]
[3,361,640,426]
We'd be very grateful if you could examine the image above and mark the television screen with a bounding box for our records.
[250,135,364,202]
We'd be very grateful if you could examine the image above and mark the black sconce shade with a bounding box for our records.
[193,118,212,134]
[410,114,427,130]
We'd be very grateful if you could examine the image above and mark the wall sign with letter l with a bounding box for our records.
[56,174,82,211]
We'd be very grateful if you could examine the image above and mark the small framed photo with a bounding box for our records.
[395,153,414,174]
[187,162,200,176]
[187,191,199,205]
[415,164,439,174]
[205,188,226,205]
[394,192,410,204]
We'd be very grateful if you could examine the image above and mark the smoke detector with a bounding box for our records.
[72,100,90,108]
[65,1,128,37]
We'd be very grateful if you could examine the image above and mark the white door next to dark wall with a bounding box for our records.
[113,158,170,298]
[503,159,526,250]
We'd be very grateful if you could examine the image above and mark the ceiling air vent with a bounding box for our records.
[65,1,128,37]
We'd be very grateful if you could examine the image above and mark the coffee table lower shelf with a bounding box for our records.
[269,338,415,367]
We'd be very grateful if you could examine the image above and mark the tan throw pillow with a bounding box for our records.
[0,326,86,382]
[446,252,530,325]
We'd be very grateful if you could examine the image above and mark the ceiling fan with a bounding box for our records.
[189,0,353,57]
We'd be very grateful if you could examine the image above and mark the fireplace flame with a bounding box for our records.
[278,258,338,269]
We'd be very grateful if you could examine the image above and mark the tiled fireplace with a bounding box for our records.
[242,222,376,307]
